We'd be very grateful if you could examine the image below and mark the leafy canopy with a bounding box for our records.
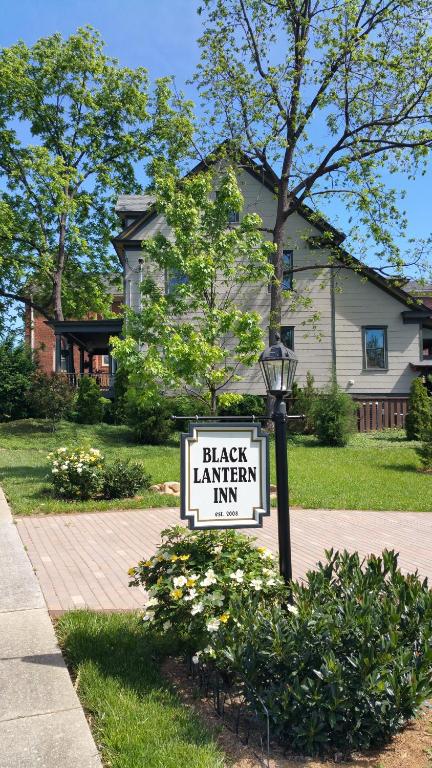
[0,27,153,320]
[111,163,274,412]
[196,0,432,289]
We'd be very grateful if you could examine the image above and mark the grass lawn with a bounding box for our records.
[0,418,431,514]
[56,611,224,768]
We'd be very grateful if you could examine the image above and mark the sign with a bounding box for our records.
[181,422,269,529]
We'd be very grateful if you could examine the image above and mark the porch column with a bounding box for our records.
[55,334,62,372]
[79,348,85,376]
[67,341,75,375]
[88,353,93,375]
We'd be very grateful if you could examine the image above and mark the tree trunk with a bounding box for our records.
[53,213,67,321]
[210,388,217,416]
[270,188,288,344]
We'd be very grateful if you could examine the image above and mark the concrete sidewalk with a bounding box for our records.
[0,488,102,768]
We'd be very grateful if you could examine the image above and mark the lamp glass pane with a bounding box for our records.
[262,360,285,392]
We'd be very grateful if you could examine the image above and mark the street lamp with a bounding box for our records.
[259,334,298,584]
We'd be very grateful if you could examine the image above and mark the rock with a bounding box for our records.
[150,482,181,496]
[269,484,277,493]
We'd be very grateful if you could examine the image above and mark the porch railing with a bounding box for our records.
[354,397,409,432]
[63,372,114,392]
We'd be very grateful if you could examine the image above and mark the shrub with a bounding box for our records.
[75,375,106,424]
[27,371,74,429]
[126,391,173,445]
[128,525,284,652]
[218,393,264,418]
[416,420,432,470]
[288,371,317,434]
[0,338,36,421]
[102,460,152,499]
[47,446,104,499]
[210,549,432,756]
[406,377,432,441]
[111,365,129,424]
[312,380,357,446]
[168,394,211,431]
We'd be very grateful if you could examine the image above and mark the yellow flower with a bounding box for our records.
[179,554,190,561]
[186,577,197,587]
[127,567,136,576]
[257,547,266,554]
[144,560,153,567]
[171,555,179,562]
[170,588,183,600]
[157,576,163,585]
[219,612,230,623]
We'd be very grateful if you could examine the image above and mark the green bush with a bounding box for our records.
[168,394,210,431]
[217,393,264,418]
[27,371,74,429]
[289,371,317,434]
[126,391,173,445]
[405,377,432,441]
[0,338,36,421]
[312,380,357,446]
[111,365,129,424]
[47,446,104,499]
[128,525,283,651]
[75,375,106,424]
[211,549,432,756]
[102,460,152,499]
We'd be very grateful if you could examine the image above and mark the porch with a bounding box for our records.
[50,319,123,399]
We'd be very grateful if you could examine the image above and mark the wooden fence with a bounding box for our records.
[354,398,409,432]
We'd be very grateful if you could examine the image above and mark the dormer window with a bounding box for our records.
[228,210,240,224]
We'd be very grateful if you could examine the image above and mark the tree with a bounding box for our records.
[405,376,432,441]
[195,0,432,341]
[0,337,36,421]
[111,164,274,414]
[0,27,151,322]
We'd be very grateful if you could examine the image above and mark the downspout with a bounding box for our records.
[330,267,337,381]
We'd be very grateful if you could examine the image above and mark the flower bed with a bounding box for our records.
[130,528,432,757]
[47,446,151,500]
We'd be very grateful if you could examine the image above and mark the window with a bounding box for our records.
[167,268,189,294]
[102,355,109,367]
[268,249,294,293]
[282,250,293,290]
[363,327,388,370]
[280,326,294,350]
[228,210,240,224]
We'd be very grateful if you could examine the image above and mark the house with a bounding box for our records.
[112,155,432,401]
[26,150,432,408]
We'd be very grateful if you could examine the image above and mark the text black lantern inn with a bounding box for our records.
[259,334,298,584]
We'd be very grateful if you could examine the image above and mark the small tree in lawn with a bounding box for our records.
[27,371,74,430]
[111,164,273,414]
[405,377,432,441]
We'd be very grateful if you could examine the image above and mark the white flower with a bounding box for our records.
[259,549,274,560]
[204,645,216,658]
[59,487,65,493]
[201,568,217,587]
[191,602,204,615]
[146,597,159,607]
[230,569,244,584]
[61,464,68,471]
[51,468,58,474]
[77,468,83,475]
[173,575,188,588]
[207,618,221,633]
[143,610,155,622]
[213,545,223,554]
[163,620,172,631]
[287,603,298,615]
[184,588,198,601]
[266,577,276,586]
[192,651,202,664]
[250,578,263,591]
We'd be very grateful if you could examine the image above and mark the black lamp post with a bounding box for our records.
[259,334,298,584]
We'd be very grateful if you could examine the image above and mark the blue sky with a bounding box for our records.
[1,0,431,253]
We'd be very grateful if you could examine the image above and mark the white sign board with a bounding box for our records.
[181,422,270,529]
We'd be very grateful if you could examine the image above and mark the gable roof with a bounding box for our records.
[112,147,429,314]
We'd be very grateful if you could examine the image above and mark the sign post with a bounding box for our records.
[181,422,269,530]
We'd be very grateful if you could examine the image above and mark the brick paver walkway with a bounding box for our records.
[16,507,432,613]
